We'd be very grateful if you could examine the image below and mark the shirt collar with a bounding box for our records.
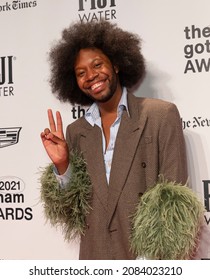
[85,87,130,127]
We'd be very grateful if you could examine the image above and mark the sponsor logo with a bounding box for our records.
[0,56,15,97]
[0,127,22,148]
[202,179,210,260]
[183,24,210,74]
[78,0,117,22]
[71,105,87,119]
[0,0,37,12]
[181,116,210,130]
[203,180,210,213]
[0,176,33,221]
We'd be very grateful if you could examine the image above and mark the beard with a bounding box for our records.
[89,86,115,103]
[84,68,118,104]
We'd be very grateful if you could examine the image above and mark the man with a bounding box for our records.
[40,20,188,260]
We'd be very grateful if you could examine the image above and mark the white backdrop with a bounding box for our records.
[0,0,210,259]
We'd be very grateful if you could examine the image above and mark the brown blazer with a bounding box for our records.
[66,93,188,260]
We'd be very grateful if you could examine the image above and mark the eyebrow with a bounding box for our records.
[74,57,103,71]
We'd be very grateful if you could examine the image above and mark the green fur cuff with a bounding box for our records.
[40,152,92,240]
[130,178,205,260]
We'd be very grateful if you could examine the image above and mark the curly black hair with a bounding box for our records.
[49,20,145,106]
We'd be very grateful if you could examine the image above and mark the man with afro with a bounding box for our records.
[40,20,188,260]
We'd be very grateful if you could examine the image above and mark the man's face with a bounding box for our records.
[74,48,119,103]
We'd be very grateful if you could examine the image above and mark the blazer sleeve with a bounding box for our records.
[158,102,188,185]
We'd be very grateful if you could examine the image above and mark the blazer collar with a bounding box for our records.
[79,93,148,216]
[107,93,147,225]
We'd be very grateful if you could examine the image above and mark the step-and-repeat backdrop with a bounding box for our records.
[1,0,210,259]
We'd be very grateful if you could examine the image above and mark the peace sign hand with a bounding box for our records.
[40,109,69,175]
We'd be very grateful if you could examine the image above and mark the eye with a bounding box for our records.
[94,62,102,68]
[76,71,85,78]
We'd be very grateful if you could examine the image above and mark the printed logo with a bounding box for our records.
[203,180,210,213]
[181,116,210,130]
[78,0,117,22]
[183,24,210,74]
[0,127,22,148]
[0,56,15,97]
[0,176,33,221]
[0,1,37,12]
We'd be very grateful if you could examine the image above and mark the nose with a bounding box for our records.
[86,68,98,81]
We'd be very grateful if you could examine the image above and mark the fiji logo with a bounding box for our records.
[0,56,14,85]
[0,127,22,148]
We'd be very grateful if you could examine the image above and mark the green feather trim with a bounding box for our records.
[130,177,205,260]
[40,151,92,240]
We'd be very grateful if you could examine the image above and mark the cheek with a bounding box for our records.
[76,78,83,89]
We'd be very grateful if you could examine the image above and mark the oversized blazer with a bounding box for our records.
[66,93,188,260]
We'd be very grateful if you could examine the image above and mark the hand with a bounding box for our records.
[40,109,69,174]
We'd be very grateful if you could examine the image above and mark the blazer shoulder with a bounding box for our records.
[130,95,181,125]
[135,95,175,108]
[135,96,179,115]
[65,116,91,140]
[66,115,88,130]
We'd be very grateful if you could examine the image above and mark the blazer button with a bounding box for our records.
[139,192,143,198]
[141,162,146,168]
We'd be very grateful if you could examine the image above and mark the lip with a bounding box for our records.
[88,80,107,94]
[91,81,104,90]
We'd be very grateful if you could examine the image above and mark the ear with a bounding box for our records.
[114,65,119,74]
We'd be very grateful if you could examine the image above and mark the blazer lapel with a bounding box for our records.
[80,123,108,212]
[107,94,148,225]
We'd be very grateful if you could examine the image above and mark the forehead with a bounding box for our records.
[74,48,111,68]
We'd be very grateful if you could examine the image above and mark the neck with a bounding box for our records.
[98,84,122,117]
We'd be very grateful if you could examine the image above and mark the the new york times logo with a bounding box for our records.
[0,56,15,97]
[0,1,37,12]
[181,116,210,129]
[78,0,117,22]
[0,127,21,148]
